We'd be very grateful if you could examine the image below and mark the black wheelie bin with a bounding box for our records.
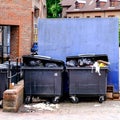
[0,64,8,106]
[66,54,109,103]
[22,55,65,104]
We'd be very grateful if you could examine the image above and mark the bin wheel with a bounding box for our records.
[99,96,104,103]
[104,96,106,101]
[52,96,60,104]
[70,96,79,103]
[25,96,31,104]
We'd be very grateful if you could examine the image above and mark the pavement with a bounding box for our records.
[0,99,120,120]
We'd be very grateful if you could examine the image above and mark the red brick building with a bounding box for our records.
[0,0,46,61]
[60,0,120,18]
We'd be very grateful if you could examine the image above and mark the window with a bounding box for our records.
[34,8,39,18]
[96,0,100,7]
[95,16,101,18]
[110,0,115,7]
[108,15,115,17]
[75,0,86,9]
[96,0,107,8]
[86,16,90,18]
[74,16,80,18]
[75,1,79,9]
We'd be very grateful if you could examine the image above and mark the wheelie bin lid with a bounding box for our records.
[22,55,65,67]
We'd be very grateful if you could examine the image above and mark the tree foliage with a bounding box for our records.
[46,0,62,18]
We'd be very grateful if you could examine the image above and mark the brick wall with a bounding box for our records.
[0,0,34,59]
[3,80,24,112]
[0,0,46,59]
[67,11,120,18]
[10,26,19,60]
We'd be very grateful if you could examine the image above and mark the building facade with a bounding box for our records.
[60,0,120,18]
[0,0,46,61]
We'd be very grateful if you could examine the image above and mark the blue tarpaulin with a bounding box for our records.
[38,18,119,92]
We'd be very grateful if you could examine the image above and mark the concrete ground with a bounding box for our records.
[0,99,120,120]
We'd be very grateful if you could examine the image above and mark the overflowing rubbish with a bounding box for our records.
[91,60,110,76]
[45,63,58,68]
[66,55,109,68]
[66,54,109,76]
[66,60,77,67]
[78,58,93,67]
[92,62,101,76]
[28,60,43,67]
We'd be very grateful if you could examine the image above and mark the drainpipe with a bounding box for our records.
[1,26,4,63]
[32,11,34,46]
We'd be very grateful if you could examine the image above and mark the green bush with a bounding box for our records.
[46,0,62,18]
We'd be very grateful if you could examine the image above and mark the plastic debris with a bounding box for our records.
[24,102,59,112]
[91,62,101,76]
